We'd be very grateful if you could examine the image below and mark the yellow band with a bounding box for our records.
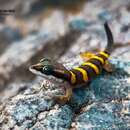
[99,51,109,58]
[70,71,76,84]
[92,55,105,64]
[74,67,88,82]
[82,62,100,74]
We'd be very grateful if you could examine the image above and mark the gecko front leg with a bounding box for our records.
[49,82,73,105]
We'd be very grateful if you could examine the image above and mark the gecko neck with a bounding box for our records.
[51,69,70,81]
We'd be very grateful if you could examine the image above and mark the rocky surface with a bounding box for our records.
[0,0,130,130]
[1,60,130,130]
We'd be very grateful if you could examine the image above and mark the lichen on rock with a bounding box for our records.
[1,0,130,130]
[1,59,130,130]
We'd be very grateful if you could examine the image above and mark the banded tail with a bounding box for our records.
[67,22,114,85]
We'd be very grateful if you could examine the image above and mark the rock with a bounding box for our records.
[1,0,130,130]
[69,19,90,31]
[0,28,80,88]
[0,26,22,55]
[31,105,73,130]
[0,30,58,87]
[73,101,130,130]
[1,59,130,130]
[98,10,112,22]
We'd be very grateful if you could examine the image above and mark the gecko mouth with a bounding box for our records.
[29,67,63,87]
[29,65,61,82]
[29,64,46,77]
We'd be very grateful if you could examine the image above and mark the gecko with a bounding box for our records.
[29,22,114,104]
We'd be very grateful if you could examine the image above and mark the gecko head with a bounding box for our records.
[29,58,54,76]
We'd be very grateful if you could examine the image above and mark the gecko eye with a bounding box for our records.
[42,66,49,71]
[42,65,53,75]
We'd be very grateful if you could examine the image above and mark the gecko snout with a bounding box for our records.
[30,63,43,70]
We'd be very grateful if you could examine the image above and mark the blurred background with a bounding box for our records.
[0,0,130,104]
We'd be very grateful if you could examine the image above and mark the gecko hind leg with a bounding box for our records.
[80,52,96,61]
[103,60,115,73]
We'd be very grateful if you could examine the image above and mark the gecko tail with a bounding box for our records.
[104,22,114,54]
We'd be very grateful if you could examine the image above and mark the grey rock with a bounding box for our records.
[73,101,130,130]
[0,30,58,87]
[1,0,130,130]
[1,60,130,130]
